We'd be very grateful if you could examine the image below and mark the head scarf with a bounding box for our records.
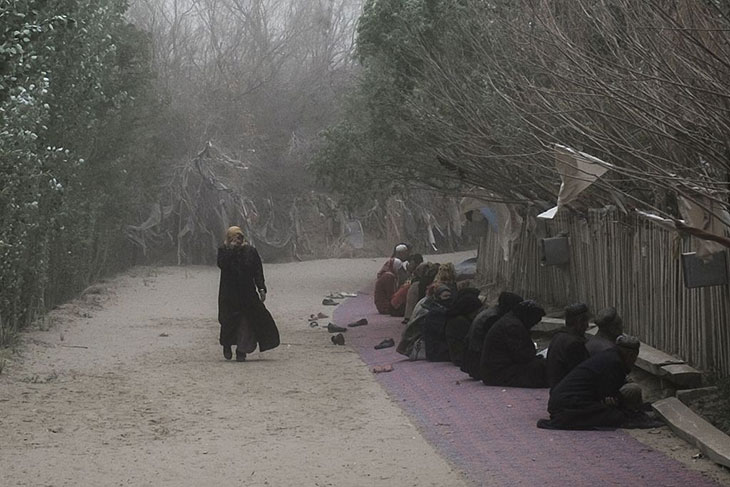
[392,242,411,258]
[434,262,457,284]
[447,288,483,317]
[497,292,523,314]
[514,300,546,328]
[434,284,454,306]
[224,226,246,247]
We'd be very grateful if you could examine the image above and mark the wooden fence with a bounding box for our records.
[476,208,730,376]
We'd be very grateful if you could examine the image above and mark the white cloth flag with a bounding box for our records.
[538,145,610,219]
[678,194,730,259]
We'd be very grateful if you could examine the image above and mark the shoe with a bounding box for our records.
[309,321,319,328]
[327,323,347,333]
[223,346,232,360]
[331,333,345,345]
[374,338,395,350]
[322,298,338,306]
[236,352,247,362]
[347,318,368,328]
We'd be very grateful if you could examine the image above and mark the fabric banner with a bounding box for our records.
[538,145,611,219]
[678,195,730,259]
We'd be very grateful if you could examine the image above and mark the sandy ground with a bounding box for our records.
[1,250,729,486]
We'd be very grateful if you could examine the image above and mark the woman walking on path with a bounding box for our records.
[217,226,280,361]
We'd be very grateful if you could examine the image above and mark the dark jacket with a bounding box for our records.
[546,330,589,389]
[461,305,501,379]
[480,311,544,385]
[548,348,627,413]
[444,289,482,366]
[423,302,451,362]
[217,245,279,352]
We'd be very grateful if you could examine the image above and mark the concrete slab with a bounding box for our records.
[676,387,720,405]
[636,345,687,376]
[653,397,730,469]
[661,364,703,389]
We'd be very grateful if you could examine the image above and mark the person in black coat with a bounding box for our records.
[444,287,483,366]
[480,300,547,388]
[422,285,455,362]
[218,226,280,361]
[461,291,523,380]
[546,303,590,389]
[538,335,658,430]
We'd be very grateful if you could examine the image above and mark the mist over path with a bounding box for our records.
[0,254,474,486]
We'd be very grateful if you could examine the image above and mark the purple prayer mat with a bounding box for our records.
[334,291,720,486]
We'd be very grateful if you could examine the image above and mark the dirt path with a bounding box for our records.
[0,254,474,487]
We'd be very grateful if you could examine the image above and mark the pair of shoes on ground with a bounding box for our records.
[374,338,395,350]
[223,346,246,362]
[309,312,328,321]
[331,333,345,345]
[326,320,366,333]
[325,292,357,299]
[327,323,347,333]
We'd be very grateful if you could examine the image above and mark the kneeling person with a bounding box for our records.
[540,335,658,430]
[481,300,548,388]
[546,303,590,389]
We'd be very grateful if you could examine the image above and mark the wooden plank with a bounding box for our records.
[653,397,730,469]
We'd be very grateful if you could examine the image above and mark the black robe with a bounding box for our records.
[444,289,483,366]
[546,330,589,389]
[423,302,451,362]
[217,245,280,352]
[545,348,628,429]
[461,305,501,379]
[480,311,547,388]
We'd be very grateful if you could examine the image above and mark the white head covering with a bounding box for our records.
[395,244,408,254]
[392,258,403,272]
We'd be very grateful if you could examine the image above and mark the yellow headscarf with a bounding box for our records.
[224,226,246,247]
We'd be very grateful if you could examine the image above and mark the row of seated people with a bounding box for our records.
[373,243,450,319]
[385,262,660,430]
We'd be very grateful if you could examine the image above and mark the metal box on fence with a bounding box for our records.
[681,251,728,288]
[540,236,570,266]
